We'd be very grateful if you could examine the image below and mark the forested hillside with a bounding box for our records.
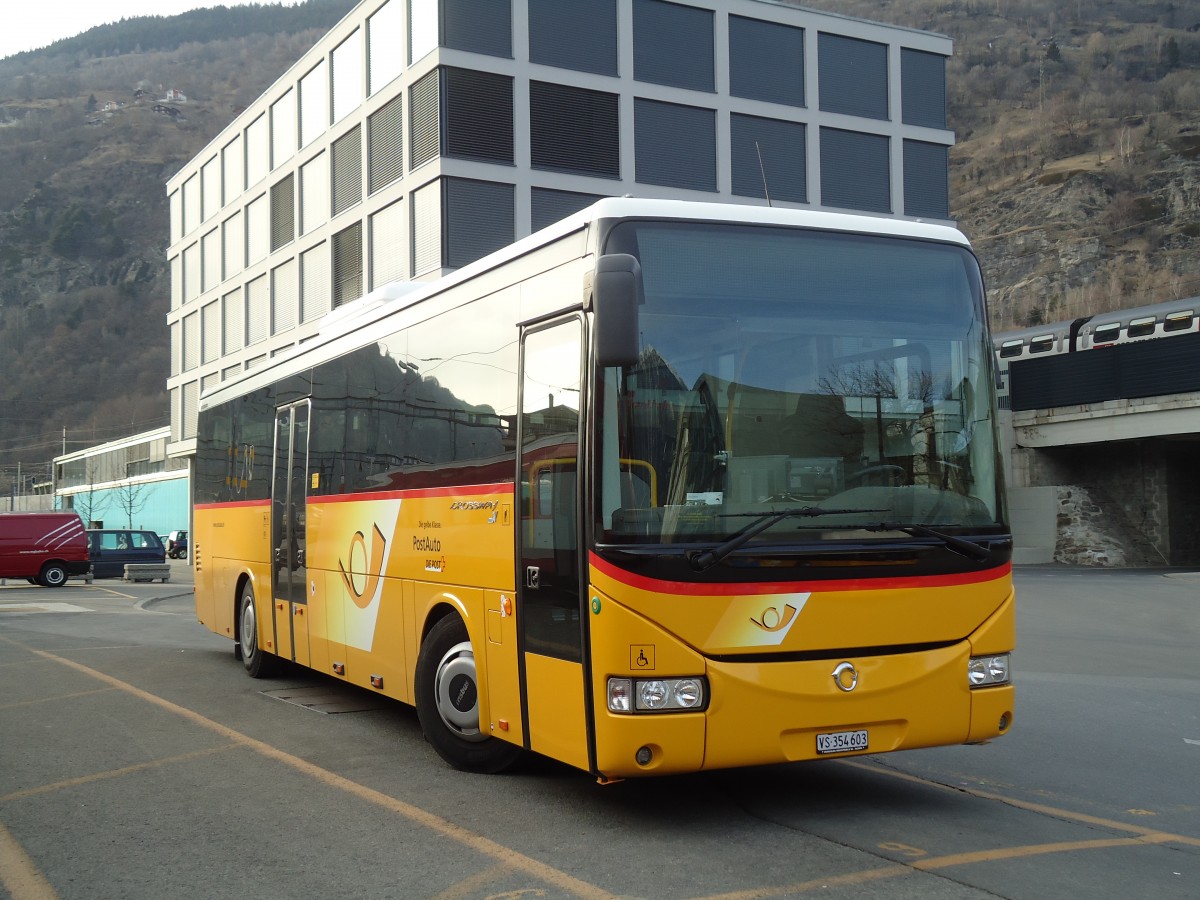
[0,0,1197,495]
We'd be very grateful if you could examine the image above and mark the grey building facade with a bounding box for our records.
[165,0,955,458]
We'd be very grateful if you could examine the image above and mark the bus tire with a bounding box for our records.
[238,583,279,678]
[415,614,522,774]
[38,563,68,588]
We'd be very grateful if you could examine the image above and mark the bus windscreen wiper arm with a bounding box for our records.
[862,522,992,563]
[688,507,886,572]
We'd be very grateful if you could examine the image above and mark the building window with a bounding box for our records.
[368,0,405,95]
[634,98,716,191]
[368,95,404,194]
[530,82,619,178]
[818,33,888,120]
[332,30,363,125]
[270,174,295,252]
[202,228,221,292]
[202,300,220,364]
[222,289,242,354]
[170,255,182,310]
[201,156,220,222]
[182,312,199,371]
[409,70,440,170]
[271,89,296,169]
[531,188,603,232]
[222,210,244,281]
[903,140,949,219]
[332,222,363,307]
[445,68,513,164]
[730,114,807,204]
[182,242,199,301]
[729,16,804,108]
[633,0,714,92]
[246,114,268,188]
[370,199,406,288]
[246,195,269,264]
[528,0,616,76]
[300,61,328,148]
[444,0,511,58]
[411,179,442,275]
[183,174,200,235]
[409,0,438,65]
[272,258,298,335]
[169,191,182,243]
[222,135,243,205]
[820,127,890,214]
[446,178,514,268]
[300,153,328,235]
[246,274,269,344]
[901,48,947,129]
[331,125,362,217]
[301,242,330,323]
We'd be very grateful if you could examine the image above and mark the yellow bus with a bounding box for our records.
[193,198,1013,780]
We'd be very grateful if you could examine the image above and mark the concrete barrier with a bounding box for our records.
[123,563,171,584]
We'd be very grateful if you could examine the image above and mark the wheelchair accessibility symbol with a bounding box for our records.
[629,645,655,670]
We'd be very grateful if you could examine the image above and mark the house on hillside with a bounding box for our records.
[164,89,187,103]
[103,100,125,112]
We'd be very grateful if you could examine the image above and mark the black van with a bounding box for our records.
[87,529,166,578]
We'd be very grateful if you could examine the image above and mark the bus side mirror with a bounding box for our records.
[594,254,643,368]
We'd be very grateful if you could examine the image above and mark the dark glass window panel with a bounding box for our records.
[729,16,804,107]
[530,81,619,178]
[820,127,891,213]
[634,98,716,191]
[633,0,714,91]
[818,33,888,120]
[528,0,617,75]
[730,114,807,203]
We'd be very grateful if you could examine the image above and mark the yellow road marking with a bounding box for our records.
[0,746,237,803]
[840,759,1200,848]
[0,688,117,711]
[0,822,57,900]
[428,862,520,900]
[6,640,615,900]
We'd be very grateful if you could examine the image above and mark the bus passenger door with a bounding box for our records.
[272,401,311,668]
[517,317,590,772]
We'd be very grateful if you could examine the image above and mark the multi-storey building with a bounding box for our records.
[165,0,955,458]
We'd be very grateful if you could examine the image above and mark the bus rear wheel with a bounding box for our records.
[238,583,279,678]
[415,614,522,774]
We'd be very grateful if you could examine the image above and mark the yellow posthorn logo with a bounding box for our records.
[339,523,387,609]
[750,603,798,633]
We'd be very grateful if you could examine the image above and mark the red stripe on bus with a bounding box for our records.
[589,551,1011,596]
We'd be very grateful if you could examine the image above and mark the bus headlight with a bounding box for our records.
[968,654,1010,687]
[608,676,707,713]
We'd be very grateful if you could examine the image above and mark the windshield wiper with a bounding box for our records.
[688,506,886,572]
[862,521,992,563]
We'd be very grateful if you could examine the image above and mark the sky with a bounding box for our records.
[1,2,297,62]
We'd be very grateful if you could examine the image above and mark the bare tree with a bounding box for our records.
[112,479,150,530]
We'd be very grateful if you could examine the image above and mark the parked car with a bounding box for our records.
[166,529,188,559]
[0,512,91,587]
[87,529,166,578]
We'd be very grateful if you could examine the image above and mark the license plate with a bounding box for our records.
[816,729,868,755]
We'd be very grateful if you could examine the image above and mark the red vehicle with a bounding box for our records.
[0,512,91,587]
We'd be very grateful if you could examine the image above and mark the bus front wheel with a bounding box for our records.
[238,584,279,678]
[415,614,522,774]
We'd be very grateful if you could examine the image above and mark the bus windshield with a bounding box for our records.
[597,221,1006,546]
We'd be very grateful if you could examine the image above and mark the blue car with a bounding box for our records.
[87,530,166,578]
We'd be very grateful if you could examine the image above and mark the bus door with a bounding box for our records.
[517,316,590,771]
[271,400,311,668]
